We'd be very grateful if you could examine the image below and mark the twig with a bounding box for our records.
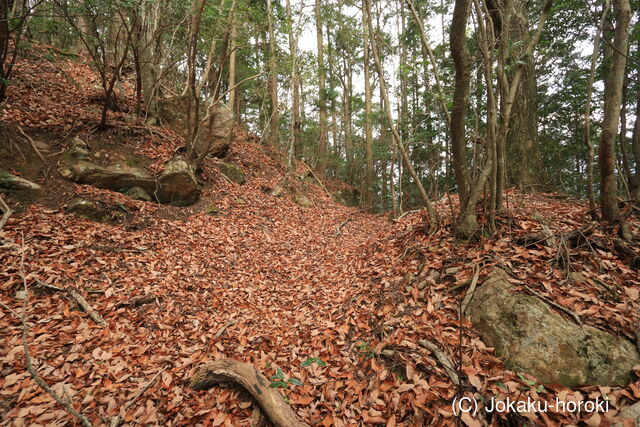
[394,209,420,222]
[16,235,93,427]
[214,319,238,340]
[524,285,582,325]
[110,369,164,427]
[0,196,13,231]
[34,280,107,326]
[461,264,481,315]
[418,339,460,385]
[67,288,107,327]
[335,217,351,236]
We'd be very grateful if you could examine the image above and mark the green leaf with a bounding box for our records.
[495,381,507,389]
[288,378,303,386]
[302,357,326,367]
[270,367,285,380]
[536,385,545,393]
[269,381,289,389]
[517,373,536,386]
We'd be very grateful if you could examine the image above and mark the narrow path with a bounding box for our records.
[0,187,392,425]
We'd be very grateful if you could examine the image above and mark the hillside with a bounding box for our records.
[1,45,640,427]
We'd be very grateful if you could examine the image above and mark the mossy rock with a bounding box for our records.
[67,198,108,222]
[204,204,221,215]
[124,186,151,202]
[216,162,245,184]
[467,269,640,387]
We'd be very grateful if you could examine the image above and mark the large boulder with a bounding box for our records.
[0,168,41,191]
[156,157,201,206]
[467,269,639,387]
[158,96,233,158]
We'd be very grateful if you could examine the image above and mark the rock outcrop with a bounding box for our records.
[59,140,201,206]
[467,269,639,387]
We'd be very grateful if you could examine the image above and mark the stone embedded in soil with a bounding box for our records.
[467,269,640,387]
[59,144,202,206]
[216,162,245,184]
[67,198,109,222]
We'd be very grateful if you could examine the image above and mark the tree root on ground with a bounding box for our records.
[189,359,308,427]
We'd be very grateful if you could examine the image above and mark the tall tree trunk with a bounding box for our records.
[185,0,207,157]
[266,0,279,145]
[504,3,540,191]
[599,0,631,226]
[363,6,373,207]
[583,0,609,218]
[228,4,237,123]
[315,0,328,173]
[285,0,301,171]
[450,0,472,210]
[364,0,438,231]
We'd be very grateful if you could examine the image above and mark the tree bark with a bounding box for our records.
[450,0,473,212]
[364,0,438,231]
[363,6,373,207]
[584,0,609,218]
[315,0,328,173]
[599,0,631,223]
[266,0,279,145]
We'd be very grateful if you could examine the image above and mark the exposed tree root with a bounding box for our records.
[189,359,308,427]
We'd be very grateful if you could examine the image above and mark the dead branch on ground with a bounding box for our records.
[418,340,460,385]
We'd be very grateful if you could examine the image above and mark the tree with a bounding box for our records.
[364,0,438,231]
[315,0,328,173]
[599,0,631,229]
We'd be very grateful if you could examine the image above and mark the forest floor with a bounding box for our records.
[1,43,640,427]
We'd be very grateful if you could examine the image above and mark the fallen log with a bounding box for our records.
[189,359,308,427]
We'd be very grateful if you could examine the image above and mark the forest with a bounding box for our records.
[0,0,640,425]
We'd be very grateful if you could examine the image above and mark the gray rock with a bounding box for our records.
[216,162,244,184]
[59,144,202,206]
[125,186,151,202]
[67,198,108,222]
[58,160,152,193]
[156,157,201,206]
[158,96,233,158]
[467,269,640,386]
[0,168,41,191]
